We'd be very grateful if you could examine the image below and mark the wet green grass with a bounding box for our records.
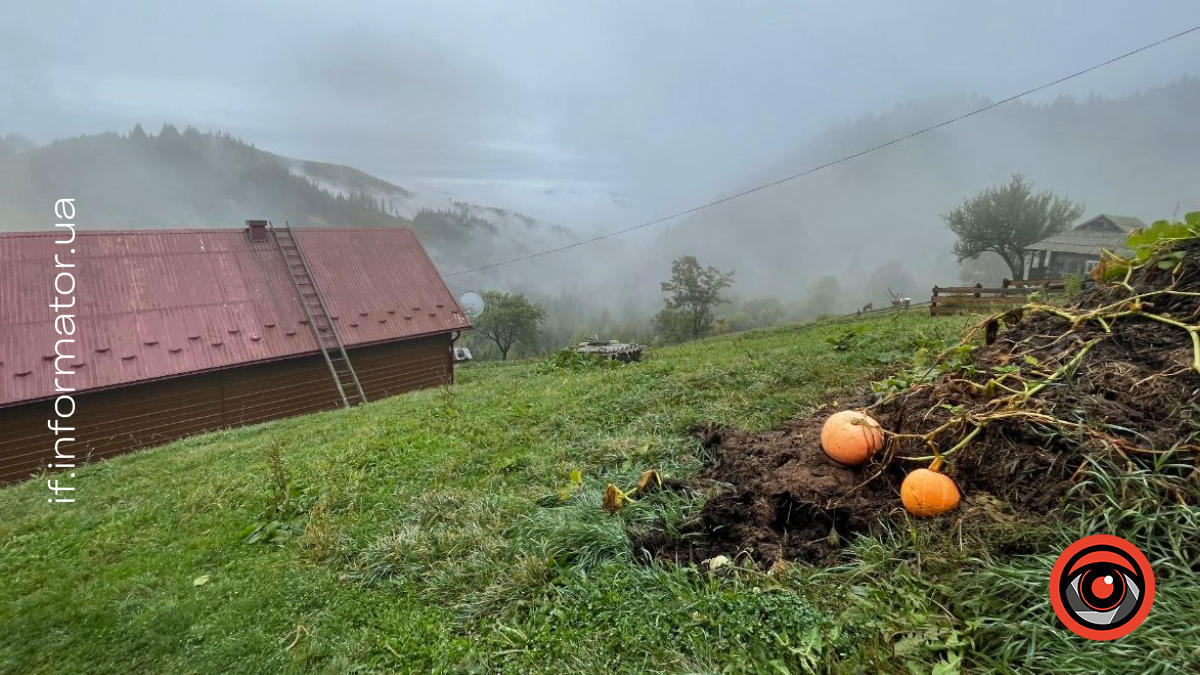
[1,311,1196,674]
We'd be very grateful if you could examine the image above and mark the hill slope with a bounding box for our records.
[0,313,958,674]
[1,311,1197,673]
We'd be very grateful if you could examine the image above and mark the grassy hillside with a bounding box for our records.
[0,312,1195,674]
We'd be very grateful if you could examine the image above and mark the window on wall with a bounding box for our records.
[1086,259,1100,273]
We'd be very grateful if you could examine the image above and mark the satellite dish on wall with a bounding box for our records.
[459,291,486,318]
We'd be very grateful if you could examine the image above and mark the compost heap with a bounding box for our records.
[643,237,1200,566]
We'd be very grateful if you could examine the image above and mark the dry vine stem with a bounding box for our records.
[875,235,1200,476]
[640,231,1200,569]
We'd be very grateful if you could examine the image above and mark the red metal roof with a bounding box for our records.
[0,227,469,408]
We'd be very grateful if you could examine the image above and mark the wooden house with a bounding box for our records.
[0,222,470,483]
[1023,214,1144,279]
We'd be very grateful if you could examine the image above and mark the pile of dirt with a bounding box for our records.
[637,238,1200,567]
[652,414,896,564]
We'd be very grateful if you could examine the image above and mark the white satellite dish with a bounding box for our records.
[459,291,486,318]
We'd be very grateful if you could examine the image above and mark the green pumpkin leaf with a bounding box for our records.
[1126,221,1190,259]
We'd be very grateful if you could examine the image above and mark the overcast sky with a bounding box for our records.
[4,1,1198,228]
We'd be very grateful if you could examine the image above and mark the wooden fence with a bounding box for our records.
[929,280,1068,316]
[1002,278,1068,290]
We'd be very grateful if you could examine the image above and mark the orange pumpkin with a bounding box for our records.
[901,466,961,517]
[820,411,884,466]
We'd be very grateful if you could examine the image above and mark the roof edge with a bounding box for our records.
[0,328,462,411]
[0,225,416,238]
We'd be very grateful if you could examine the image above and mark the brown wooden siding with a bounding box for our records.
[0,334,452,484]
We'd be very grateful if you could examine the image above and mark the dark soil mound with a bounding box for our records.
[638,238,1200,567]
[674,415,894,564]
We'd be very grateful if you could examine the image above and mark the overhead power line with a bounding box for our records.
[445,24,1200,279]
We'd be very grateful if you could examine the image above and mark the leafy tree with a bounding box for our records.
[742,297,785,327]
[652,307,691,343]
[943,174,1084,279]
[472,291,545,360]
[802,275,841,319]
[655,255,734,341]
[719,297,787,334]
[0,133,35,156]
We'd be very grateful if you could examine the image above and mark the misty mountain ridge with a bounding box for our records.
[284,157,573,237]
[648,77,1200,304]
[2,78,1198,320]
[0,125,575,274]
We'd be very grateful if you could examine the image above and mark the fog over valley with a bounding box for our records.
[4,1,1199,351]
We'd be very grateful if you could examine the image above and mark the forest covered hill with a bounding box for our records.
[0,125,573,273]
[3,79,1199,321]
[648,77,1200,300]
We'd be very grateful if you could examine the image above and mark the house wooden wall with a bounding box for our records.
[0,334,452,484]
[1046,253,1097,277]
[1028,251,1097,279]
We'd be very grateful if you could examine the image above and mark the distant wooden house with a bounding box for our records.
[1023,214,1144,279]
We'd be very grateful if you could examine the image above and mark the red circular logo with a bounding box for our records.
[1049,534,1154,640]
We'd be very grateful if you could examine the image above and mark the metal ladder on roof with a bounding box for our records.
[272,223,368,408]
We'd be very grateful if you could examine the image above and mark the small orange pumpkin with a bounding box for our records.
[901,465,961,517]
[820,411,884,466]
